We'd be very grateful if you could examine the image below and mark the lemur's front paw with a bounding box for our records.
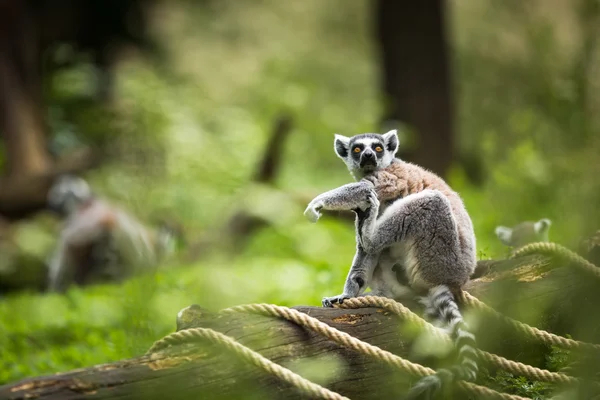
[367,189,380,209]
[304,200,324,223]
[365,170,403,202]
[322,294,351,308]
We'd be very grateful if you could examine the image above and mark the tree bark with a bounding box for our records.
[2,254,599,400]
[0,1,71,222]
[374,0,455,178]
[0,0,157,222]
[0,1,51,178]
[0,147,101,221]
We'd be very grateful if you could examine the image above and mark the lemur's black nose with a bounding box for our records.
[363,151,374,159]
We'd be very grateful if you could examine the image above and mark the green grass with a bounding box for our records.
[2,1,600,396]
[1,215,358,384]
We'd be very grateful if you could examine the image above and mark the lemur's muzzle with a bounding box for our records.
[360,150,377,168]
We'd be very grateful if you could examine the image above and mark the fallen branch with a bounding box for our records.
[2,253,600,399]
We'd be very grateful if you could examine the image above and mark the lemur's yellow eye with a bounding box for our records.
[353,147,361,153]
[375,146,383,152]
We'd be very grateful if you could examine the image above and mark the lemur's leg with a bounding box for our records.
[359,189,460,257]
[47,239,73,292]
[304,181,374,223]
[322,243,380,307]
[352,189,478,398]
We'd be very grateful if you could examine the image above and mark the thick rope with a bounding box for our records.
[145,241,600,399]
[510,242,600,279]
[146,327,349,400]
[222,303,529,400]
[460,291,600,352]
[142,238,600,400]
[336,296,579,386]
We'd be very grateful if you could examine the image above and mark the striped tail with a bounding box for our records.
[406,285,478,399]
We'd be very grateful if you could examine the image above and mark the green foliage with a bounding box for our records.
[546,343,571,373]
[0,215,355,384]
[483,369,555,400]
[478,342,572,399]
[454,0,600,250]
[1,1,599,397]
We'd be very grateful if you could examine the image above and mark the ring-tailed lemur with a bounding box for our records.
[495,219,551,248]
[46,175,179,291]
[304,130,478,399]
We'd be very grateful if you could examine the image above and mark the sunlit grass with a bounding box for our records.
[2,0,600,392]
[0,213,356,384]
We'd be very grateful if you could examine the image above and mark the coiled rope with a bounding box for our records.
[336,296,582,386]
[460,292,600,352]
[463,241,600,352]
[510,242,600,279]
[147,326,348,400]
[150,303,527,400]
[146,241,599,400]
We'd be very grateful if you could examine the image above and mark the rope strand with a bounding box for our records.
[460,291,600,352]
[147,327,349,400]
[145,241,600,400]
[222,303,529,400]
[336,296,582,386]
[510,242,600,279]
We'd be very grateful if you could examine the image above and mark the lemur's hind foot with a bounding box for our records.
[322,294,351,308]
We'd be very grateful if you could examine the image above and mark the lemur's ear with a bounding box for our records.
[334,134,351,159]
[382,129,399,154]
[534,218,552,234]
[495,226,513,246]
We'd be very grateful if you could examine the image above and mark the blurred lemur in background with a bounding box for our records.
[46,175,180,292]
[304,130,478,399]
[495,219,551,248]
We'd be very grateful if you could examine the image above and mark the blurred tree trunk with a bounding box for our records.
[374,0,454,178]
[0,1,52,178]
[572,0,600,143]
[0,0,156,221]
[0,1,59,222]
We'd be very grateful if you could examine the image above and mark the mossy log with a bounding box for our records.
[2,254,600,400]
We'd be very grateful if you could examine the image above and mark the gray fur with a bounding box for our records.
[357,188,476,292]
[304,181,374,223]
[305,130,478,399]
[495,218,552,248]
[47,175,93,216]
[306,130,476,299]
[333,130,398,180]
[46,177,178,292]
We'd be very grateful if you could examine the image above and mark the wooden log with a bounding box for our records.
[1,306,422,400]
[2,254,600,400]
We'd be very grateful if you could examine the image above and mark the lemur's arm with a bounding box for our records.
[304,180,374,223]
[304,161,409,223]
[323,211,381,307]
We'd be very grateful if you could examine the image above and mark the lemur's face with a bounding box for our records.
[334,130,399,178]
[495,218,551,247]
[47,175,92,215]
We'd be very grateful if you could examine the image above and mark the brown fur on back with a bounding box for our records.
[372,159,474,250]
